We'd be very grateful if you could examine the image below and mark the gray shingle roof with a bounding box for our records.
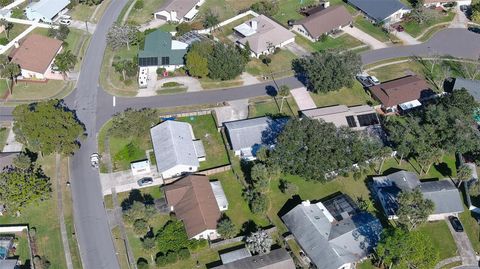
[223,117,288,152]
[420,180,464,215]
[219,247,251,264]
[347,0,408,21]
[282,199,382,269]
[453,78,480,102]
[150,120,200,173]
[0,259,18,269]
[213,248,295,269]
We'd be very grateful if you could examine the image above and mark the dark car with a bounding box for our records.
[460,5,469,12]
[449,216,464,232]
[396,25,404,32]
[468,27,480,34]
[356,75,373,87]
[137,177,153,186]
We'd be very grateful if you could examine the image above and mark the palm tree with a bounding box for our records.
[0,56,20,95]
[456,164,473,187]
[0,19,13,40]
[277,84,290,113]
[54,50,77,79]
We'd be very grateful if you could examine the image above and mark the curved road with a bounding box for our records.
[0,9,478,268]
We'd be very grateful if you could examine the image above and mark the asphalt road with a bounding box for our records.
[66,0,129,269]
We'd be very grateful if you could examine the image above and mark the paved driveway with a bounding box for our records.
[447,218,478,266]
[285,42,311,57]
[100,170,163,196]
[290,87,316,110]
[393,30,420,45]
[450,6,469,29]
[342,26,388,49]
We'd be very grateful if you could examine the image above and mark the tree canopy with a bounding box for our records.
[106,23,139,50]
[156,220,189,253]
[396,188,434,231]
[13,100,85,155]
[217,217,236,239]
[250,1,279,16]
[246,230,273,255]
[292,50,361,93]
[376,228,439,269]
[268,118,384,181]
[186,50,208,78]
[207,43,247,80]
[0,167,51,213]
[110,108,160,138]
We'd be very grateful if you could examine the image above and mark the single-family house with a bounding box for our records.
[347,0,410,24]
[453,78,480,102]
[130,160,151,176]
[10,34,63,80]
[150,120,206,179]
[163,175,221,239]
[138,30,188,72]
[422,0,471,7]
[210,180,228,211]
[0,152,20,170]
[153,0,205,23]
[372,170,464,221]
[369,75,435,113]
[282,194,383,269]
[301,105,379,130]
[233,15,295,58]
[25,0,70,23]
[212,248,295,269]
[292,5,353,42]
[223,117,288,160]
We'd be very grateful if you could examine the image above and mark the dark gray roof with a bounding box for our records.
[282,199,382,269]
[347,0,408,21]
[373,170,420,191]
[220,247,251,264]
[213,248,295,269]
[453,78,480,102]
[420,180,464,215]
[223,117,288,152]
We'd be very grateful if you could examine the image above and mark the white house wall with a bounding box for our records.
[292,24,316,42]
[192,229,219,240]
[160,164,198,179]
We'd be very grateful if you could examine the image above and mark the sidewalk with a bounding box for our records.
[2,125,23,152]
[342,26,388,49]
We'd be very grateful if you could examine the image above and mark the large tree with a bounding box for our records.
[54,50,77,78]
[156,220,189,253]
[292,50,361,93]
[268,118,384,181]
[185,50,208,78]
[396,188,434,231]
[0,167,51,213]
[110,108,159,138]
[376,228,439,269]
[0,54,20,95]
[246,230,273,255]
[0,19,13,39]
[48,24,70,41]
[208,43,246,80]
[12,100,85,156]
[106,23,138,50]
[112,59,138,81]
[217,217,236,239]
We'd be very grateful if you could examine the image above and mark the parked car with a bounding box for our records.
[460,5,469,12]
[59,19,71,26]
[468,27,480,34]
[449,216,464,232]
[60,14,71,19]
[368,76,380,85]
[396,25,404,32]
[90,153,100,168]
[137,177,153,186]
[356,74,374,87]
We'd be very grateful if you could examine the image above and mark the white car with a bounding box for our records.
[59,19,71,26]
[60,14,71,19]
[90,153,100,168]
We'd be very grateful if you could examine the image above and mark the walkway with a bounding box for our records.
[435,256,462,269]
[111,188,137,269]
[290,87,316,110]
[2,124,23,152]
[447,219,478,266]
[342,26,388,49]
[137,76,203,97]
[56,154,74,269]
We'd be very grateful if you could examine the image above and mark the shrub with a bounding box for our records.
[156,67,166,75]
[137,258,148,269]
[178,248,190,260]
[162,82,182,88]
[133,219,148,235]
[0,37,8,45]
[165,251,178,264]
[134,0,144,9]
[155,254,167,266]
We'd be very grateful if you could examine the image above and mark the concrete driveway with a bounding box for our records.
[342,26,388,49]
[447,218,478,266]
[450,6,469,29]
[290,87,316,110]
[393,30,420,45]
[100,170,164,196]
[70,20,96,34]
[285,42,311,57]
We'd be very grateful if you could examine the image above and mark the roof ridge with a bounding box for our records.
[191,177,210,229]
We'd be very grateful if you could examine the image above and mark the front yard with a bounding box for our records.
[309,81,375,107]
[124,0,166,25]
[245,49,296,77]
[354,16,395,43]
[402,10,455,37]
[295,33,365,53]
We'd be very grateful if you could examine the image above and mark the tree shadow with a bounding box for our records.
[121,189,154,209]
[266,85,277,97]
[433,162,452,177]
[240,220,258,235]
[277,195,303,225]
[240,159,254,184]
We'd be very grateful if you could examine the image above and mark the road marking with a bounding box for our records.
[113,96,116,107]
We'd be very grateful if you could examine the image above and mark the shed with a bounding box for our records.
[210,181,228,211]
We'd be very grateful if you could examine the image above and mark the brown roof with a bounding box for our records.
[164,175,221,238]
[369,75,433,107]
[156,0,199,18]
[10,34,62,74]
[295,5,353,38]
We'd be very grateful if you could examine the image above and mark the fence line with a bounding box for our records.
[159,109,213,119]
[209,226,277,248]
[197,10,259,34]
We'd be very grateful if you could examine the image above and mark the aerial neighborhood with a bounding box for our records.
[0,0,479,269]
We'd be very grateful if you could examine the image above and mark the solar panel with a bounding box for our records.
[357,113,379,127]
[138,57,158,67]
[346,116,357,128]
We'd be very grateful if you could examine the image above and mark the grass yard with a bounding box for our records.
[245,49,296,77]
[100,47,140,96]
[354,16,392,43]
[402,11,455,37]
[417,221,458,259]
[3,23,29,42]
[10,80,72,101]
[0,79,7,99]
[70,0,112,22]
[178,114,230,170]
[417,24,448,42]
[381,153,457,180]
[295,33,365,52]
[0,126,8,149]
[0,155,67,269]
[309,81,375,107]
[199,77,243,90]
[248,96,299,118]
[196,0,257,23]
[156,87,187,95]
[459,210,480,252]
[125,0,166,25]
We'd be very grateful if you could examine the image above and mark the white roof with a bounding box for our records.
[26,0,70,20]
[234,23,257,37]
[398,100,422,110]
[130,160,149,170]
[150,120,200,173]
[171,40,189,50]
[210,181,228,210]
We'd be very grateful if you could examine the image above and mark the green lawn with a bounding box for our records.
[417,221,458,259]
[4,23,29,42]
[156,87,187,95]
[196,0,257,23]
[0,79,7,99]
[245,49,296,77]
[178,114,230,170]
[402,11,455,37]
[354,16,392,43]
[295,33,365,52]
[460,209,480,252]
[10,80,72,101]
[125,0,165,25]
[0,155,67,269]
[199,77,243,90]
[100,46,140,96]
[417,24,448,42]
[70,3,97,21]
[248,96,299,118]
[309,81,375,107]
[381,153,457,180]
[0,126,8,149]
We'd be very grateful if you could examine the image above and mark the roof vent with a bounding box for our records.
[302,200,311,207]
